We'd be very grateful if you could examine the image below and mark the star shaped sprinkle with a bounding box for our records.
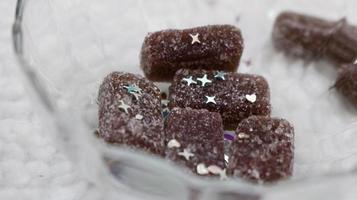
[218,169,228,180]
[189,33,201,44]
[131,92,141,100]
[118,100,131,113]
[205,96,216,104]
[245,93,257,103]
[214,71,227,80]
[124,84,142,100]
[197,74,212,86]
[124,84,142,94]
[207,165,228,180]
[178,148,194,161]
[167,139,181,148]
[182,76,197,86]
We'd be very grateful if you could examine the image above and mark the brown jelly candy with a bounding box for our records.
[97,72,165,155]
[273,11,357,64]
[169,69,271,130]
[272,11,337,59]
[140,25,244,82]
[227,116,294,183]
[325,22,357,64]
[165,108,226,177]
[335,63,357,106]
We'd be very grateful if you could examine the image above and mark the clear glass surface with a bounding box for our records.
[13,0,357,199]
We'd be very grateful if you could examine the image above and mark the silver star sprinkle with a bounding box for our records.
[167,139,181,148]
[182,76,197,86]
[219,169,228,180]
[214,71,227,80]
[196,163,209,175]
[205,95,216,104]
[189,33,201,44]
[245,93,257,103]
[178,148,194,161]
[197,74,212,86]
[131,92,141,100]
[135,114,143,120]
[118,100,131,113]
[207,165,228,180]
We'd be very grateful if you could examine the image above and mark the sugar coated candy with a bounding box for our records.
[169,69,271,130]
[140,25,244,82]
[335,63,357,106]
[98,72,165,155]
[165,108,225,177]
[273,11,357,64]
[227,116,294,183]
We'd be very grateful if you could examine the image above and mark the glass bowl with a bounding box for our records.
[12,0,357,199]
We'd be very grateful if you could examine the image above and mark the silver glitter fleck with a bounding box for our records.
[214,71,227,80]
[197,74,212,86]
[178,148,194,161]
[135,114,143,120]
[205,95,216,104]
[224,154,229,165]
[237,132,250,139]
[245,93,257,103]
[182,76,197,86]
[118,100,131,113]
[189,33,201,44]
[167,139,181,148]
[196,163,209,175]
[354,58,357,64]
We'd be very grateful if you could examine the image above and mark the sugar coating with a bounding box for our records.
[227,116,294,183]
[98,72,165,155]
[169,69,271,130]
[165,108,225,175]
[335,64,357,106]
[140,25,244,82]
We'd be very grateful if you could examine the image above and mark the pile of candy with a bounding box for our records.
[97,22,300,183]
[273,11,357,106]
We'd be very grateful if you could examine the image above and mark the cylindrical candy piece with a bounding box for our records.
[98,72,165,155]
[140,25,244,82]
[325,22,357,64]
[227,116,294,183]
[273,11,357,64]
[335,63,357,106]
[169,69,271,130]
[165,108,225,176]
[272,11,337,59]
